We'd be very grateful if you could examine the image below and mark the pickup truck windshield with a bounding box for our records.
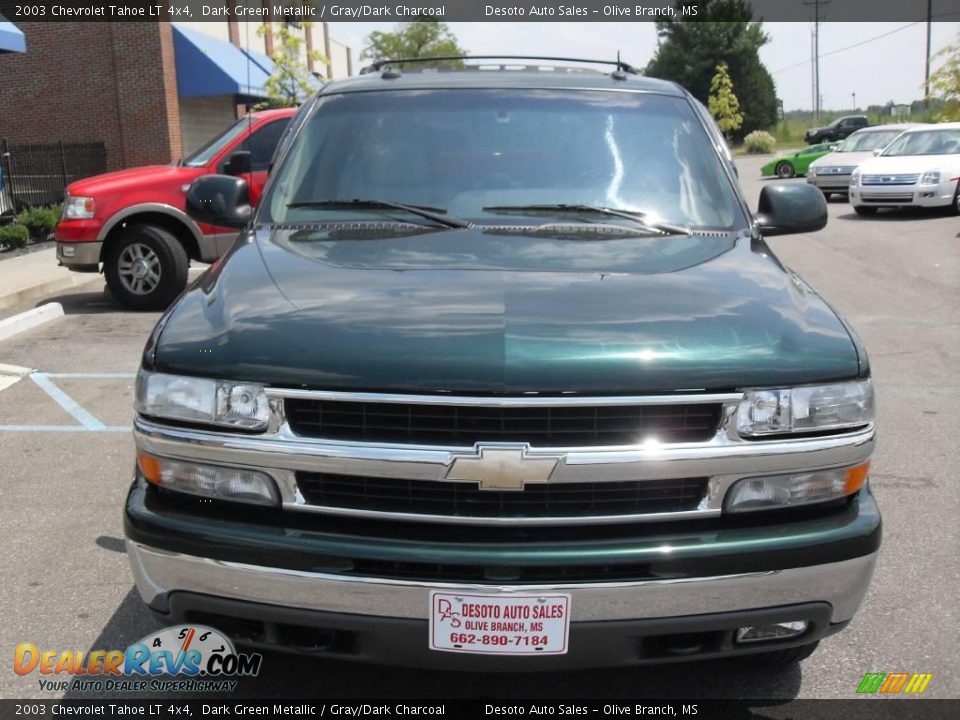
[263,89,744,230]
[182,119,250,167]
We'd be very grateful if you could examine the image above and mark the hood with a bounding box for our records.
[810,151,875,169]
[67,164,194,196]
[857,155,947,175]
[151,226,862,394]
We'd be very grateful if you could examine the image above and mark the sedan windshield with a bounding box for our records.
[882,129,960,157]
[262,89,744,230]
[837,130,902,152]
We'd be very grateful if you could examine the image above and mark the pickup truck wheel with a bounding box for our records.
[776,162,796,179]
[104,224,188,311]
[737,641,820,667]
[853,205,878,216]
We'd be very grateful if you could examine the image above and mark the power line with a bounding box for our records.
[772,21,919,75]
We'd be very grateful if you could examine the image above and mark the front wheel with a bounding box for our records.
[104,224,188,311]
[951,182,960,216]
[776,162,796,179]
[854,205,878,216]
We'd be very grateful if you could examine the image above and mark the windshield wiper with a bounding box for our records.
[286,199,471,229]
[481,203,691,236]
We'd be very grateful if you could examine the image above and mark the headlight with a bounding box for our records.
[63,195,95,219]
[736,379,874,437]
[726,462,870,513]
[849,170,860,187]
[135,371,270,431]
[920,170,941,185]
[137,451,279,506]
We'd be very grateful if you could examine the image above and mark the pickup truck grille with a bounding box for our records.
[284,399,722,447]
[296,472,708,520]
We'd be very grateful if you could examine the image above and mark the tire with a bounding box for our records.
[951,181,960,216]
[104,224,189,311]
[776,161,796,179]
[822,192,833,201]
[736,641,820,667]
[854,205,877,216]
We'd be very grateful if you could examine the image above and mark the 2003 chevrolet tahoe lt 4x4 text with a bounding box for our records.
[124,57,880,671]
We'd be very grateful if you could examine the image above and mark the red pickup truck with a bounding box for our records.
[55,108,295,310]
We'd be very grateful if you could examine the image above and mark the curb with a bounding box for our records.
[0,272,99,313]
[0,302,65,342]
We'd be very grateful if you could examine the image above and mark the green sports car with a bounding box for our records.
[761,143,836,178]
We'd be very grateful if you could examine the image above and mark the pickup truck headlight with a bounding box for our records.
[63,195,95,219]
[135,371,270,431]
[726,462,870,513]
[736,379,873,437]
[920,170,941,185]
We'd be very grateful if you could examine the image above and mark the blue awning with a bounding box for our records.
[173,25,272,99]
[0,21,26,54]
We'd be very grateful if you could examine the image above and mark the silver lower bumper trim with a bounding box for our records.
[57,241,102,268]
[128,542,877,625]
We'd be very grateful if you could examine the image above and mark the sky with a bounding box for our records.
[327,21,960,111]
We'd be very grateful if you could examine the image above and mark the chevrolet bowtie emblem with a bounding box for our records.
[446,445,560,491]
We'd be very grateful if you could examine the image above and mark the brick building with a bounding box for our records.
[0,18,352,171]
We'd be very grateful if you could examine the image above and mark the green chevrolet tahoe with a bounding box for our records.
[124,58,879,671]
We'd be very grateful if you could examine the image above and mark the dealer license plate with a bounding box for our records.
[429,592,571,655]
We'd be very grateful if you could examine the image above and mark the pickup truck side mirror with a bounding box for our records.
[223,150,252,176]
[185,175,252,229]
[872,148,883,156]
[755,183,828,237]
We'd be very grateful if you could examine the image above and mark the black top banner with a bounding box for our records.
[1,0,959,23]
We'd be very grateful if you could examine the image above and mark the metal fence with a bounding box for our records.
[0,139,107,214]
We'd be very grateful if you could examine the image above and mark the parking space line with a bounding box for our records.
[0,425,130,432]
[44,373,137,379]
[29,372,107,430]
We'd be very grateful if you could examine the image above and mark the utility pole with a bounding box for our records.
[804,0,831,122]
[924,0,932,109]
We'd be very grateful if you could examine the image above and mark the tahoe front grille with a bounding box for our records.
[295,472,708,520]
[284,399,722,447]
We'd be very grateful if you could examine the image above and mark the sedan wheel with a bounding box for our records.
[776,162,796,179]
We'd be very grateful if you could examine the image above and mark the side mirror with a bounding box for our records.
[223,150,252,176]
[872,148,883,156]
[185,175,252,229]
[755,183,827,237]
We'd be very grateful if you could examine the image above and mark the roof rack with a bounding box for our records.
[360,55,641,76]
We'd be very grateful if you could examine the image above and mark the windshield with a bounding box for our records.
[882,128,960,157]
[263,89,744,230]
[182,119,251,167]
[837,130,903,153]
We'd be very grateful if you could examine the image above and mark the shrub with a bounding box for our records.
[743,130,777,155]
[0,222,30,250]
[17,205,61,242]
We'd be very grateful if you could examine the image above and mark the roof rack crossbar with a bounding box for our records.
[361,55,640,75]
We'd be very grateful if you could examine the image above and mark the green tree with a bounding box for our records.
[258,23,326,108]
[646,0,778,138]
[361,20,466,68]
[708,62,743,136]
[928,32,960,121]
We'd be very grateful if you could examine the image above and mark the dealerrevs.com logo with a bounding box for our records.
[14,625,262,693]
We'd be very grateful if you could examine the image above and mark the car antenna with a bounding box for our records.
[612,50,628,81]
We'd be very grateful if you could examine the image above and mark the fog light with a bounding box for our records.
[137,451,279,506]
[61,245,76,258]
[735,621,808,644]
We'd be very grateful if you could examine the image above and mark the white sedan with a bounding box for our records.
[849,122,960,216]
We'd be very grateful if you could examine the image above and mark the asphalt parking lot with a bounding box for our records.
[1,154,958,701]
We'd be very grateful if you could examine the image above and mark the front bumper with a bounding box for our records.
[125,478,881,667]
[56,240,102,271]
[808,174,852,192]
[851,181,956,208]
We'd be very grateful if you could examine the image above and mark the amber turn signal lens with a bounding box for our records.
[844,461,870,495]
[137,451,163,485]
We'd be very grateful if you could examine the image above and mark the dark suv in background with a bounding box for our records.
[125,57,879,671]
[805,114,870,143]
